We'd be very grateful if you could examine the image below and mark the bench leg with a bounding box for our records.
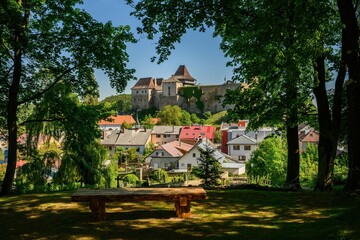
[175,197,191,218]
[89,198,106,221]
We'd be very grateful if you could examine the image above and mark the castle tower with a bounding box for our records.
[173,65,196,86]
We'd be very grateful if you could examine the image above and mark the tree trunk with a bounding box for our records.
[337,0,360,191]
[0,37,22,196]
[285,126,300,189]
[313,53,345,191]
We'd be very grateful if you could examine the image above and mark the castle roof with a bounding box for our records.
[163,65,196,85]
[131,77,163,90]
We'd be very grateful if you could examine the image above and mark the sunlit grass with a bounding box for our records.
[0,189,359,239]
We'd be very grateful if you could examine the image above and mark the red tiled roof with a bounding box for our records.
[179,125,216,141]
[98,115,136,125]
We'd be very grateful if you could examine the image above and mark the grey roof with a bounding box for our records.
[197,141,234,164]
[152,126,182,134]
[227,135,257,145]
[101,128,151,146]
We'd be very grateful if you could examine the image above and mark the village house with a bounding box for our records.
[221,120,276,161]
[98,115,136,131]
[298,128,320,151]
[179,125,216,145]
[150,125,182,146]
[227,135,257,161]
[149,140,193,170]
[100,127,151,155]
[177,138,245,175]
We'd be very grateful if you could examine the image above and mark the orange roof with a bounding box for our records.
[98,115,136,125]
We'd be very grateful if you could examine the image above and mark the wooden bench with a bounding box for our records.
[71,187,207,221]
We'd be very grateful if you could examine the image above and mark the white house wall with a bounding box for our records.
[228,144,257,161]
[178,147,200,170]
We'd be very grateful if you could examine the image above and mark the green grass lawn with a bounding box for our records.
[0,189,359,240]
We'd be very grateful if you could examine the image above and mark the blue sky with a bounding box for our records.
[81,0,233,99]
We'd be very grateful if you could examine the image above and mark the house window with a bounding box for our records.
[193,153,196,158]
[239,155,246,160]
[136,91,139,94]
[165,163,168,168]
[156,134,161,138]
[181,163,185,167]
[156,152,159,156]
[161,152,164,156]
[168,86,171,96]
[233,145,240,150]
[244,145,251,151]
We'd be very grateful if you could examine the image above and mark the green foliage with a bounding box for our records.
[213,130,222,144]
[123,173,139,186]
[203,111,212,119]
[0,0,135,195]
[122,121,134,129]
[0,164,7,187]
[144,142,155,157]
[246,136,287,187]
[300,144,318,188]
[194,145,221,186]
[141,114,156,129]
[0,148,4,161]
[157,105,183,125]
[190,113,201,124]
[112,147,144,164]
[203,111,229,126]
[333,153,348,184]
[150,169,168,183]
[180,110,192,126]
[179,87,204,112]
[100,94,132,114]
[100,159,118,188]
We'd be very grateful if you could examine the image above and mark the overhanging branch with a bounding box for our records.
[18,66,76,105]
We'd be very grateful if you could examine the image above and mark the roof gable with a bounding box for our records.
[227,135,257,145]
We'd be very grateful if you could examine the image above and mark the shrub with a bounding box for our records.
[150,169,168,183]
[123,174,139,186]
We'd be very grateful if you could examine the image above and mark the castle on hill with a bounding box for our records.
[131,65,239,113]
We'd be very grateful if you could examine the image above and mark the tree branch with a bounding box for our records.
[19,118,65,126]
[17,66,76,105]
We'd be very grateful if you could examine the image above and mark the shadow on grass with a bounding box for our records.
[0,190,359,240]
[106,209,175,220]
